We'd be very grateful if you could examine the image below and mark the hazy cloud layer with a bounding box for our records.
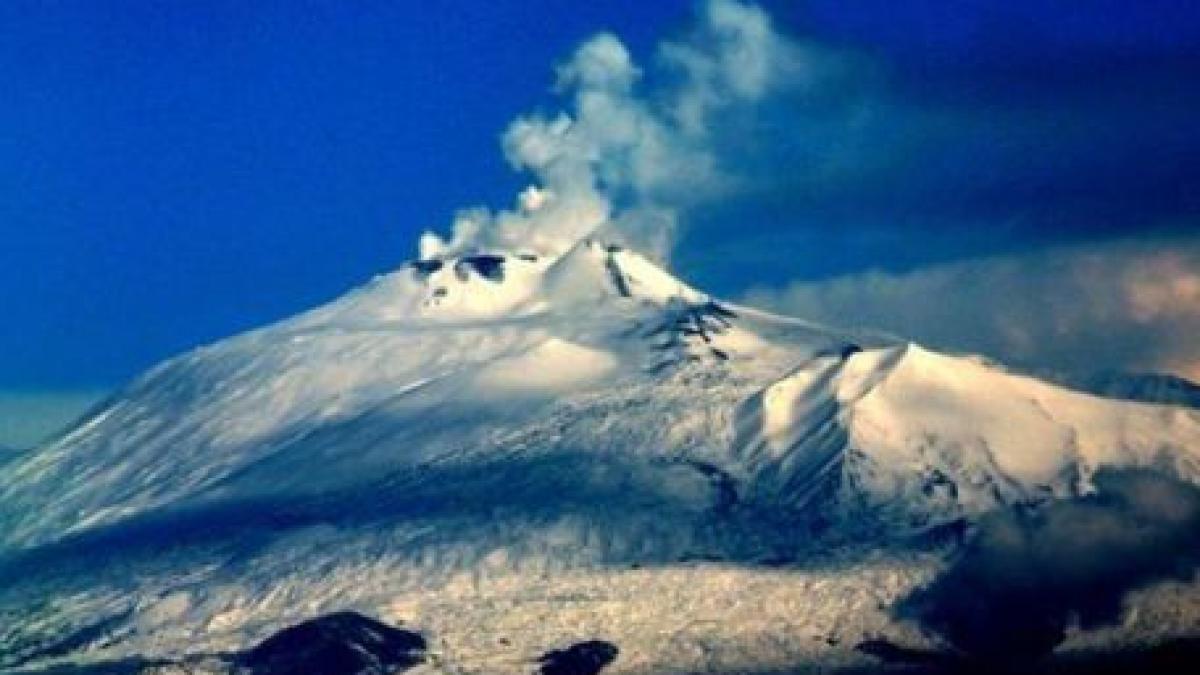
[743,238,1200,380]
[0,390,107,449]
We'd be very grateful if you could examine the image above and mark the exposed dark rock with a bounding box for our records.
[458,254,506,282]
[683,460,739,514]
[920,469,957,499]
[537,640,619,675]
[907,518,970,549]
[816,343,862,360]
[651,301,734,346]
[234,611,425,675]
[604,254,633,297]
[411,259,443,275]
[703,300,738,320]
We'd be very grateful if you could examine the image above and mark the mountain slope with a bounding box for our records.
[1,241,1198,671]
[0,240,849,551]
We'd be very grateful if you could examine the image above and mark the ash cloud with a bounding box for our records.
[899,468,1200,662]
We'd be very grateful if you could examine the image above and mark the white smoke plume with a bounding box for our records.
[418,0,804,261]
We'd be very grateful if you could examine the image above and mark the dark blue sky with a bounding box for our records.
[3,0,1199,390]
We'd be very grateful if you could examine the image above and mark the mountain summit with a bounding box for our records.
[2,243,1199,671]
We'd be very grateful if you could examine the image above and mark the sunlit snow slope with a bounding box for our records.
[1,240,1199,670]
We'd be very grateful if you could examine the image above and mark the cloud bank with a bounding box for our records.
[743,239,1200,380]
[0,390,107,450]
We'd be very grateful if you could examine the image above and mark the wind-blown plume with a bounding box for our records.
[419,0,802,261]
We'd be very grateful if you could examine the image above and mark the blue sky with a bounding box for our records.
[0,1,687,390]
[2,1,1199,445]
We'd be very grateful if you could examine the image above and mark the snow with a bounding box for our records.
[474,338,619,394]
[1,242,1199,672]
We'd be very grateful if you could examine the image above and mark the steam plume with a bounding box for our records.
[419,0,802,261]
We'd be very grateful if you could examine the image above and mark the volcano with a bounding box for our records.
[2,240,1199,673]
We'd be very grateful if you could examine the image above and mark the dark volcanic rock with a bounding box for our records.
[235,611,425,675]
[459,254,506,282]
[410,259,443,275]
[537,640,619,675]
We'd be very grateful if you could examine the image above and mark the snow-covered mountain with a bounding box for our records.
[2,241,1199,672]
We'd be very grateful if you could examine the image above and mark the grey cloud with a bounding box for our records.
[898,468,1200,661]
[742,237,1200,381]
